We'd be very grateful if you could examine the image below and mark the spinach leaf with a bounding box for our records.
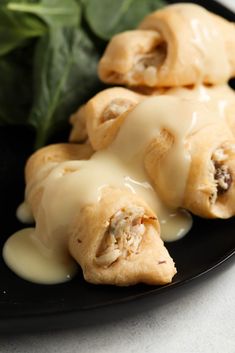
[0,0,166,148]
[29,27,102,148]
[84,0,165,40]
[0,7,46,56]
[0,0,81,56]
[6,0,81,27]
[0,46,33,125]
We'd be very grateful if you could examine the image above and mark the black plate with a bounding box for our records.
[0,0,235,334]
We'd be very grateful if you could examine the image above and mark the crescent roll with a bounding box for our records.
[143,101,235,218]
[68,187,176,286]
[98,4,235,87]
[74,93,235,219]
[25,143,94,216]
[98,30,165,87]
[74,87,144,150]
[25,144,176,286]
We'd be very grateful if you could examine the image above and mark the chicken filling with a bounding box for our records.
[96,207,156,267]
[101,99,136,122]
[209,147,232,203]
[132,42,167,86]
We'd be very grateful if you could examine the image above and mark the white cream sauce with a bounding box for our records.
[165,85,235,121]
[2,228,77,284]
[16,201,34,224]
[111,96,202,207]
[4,95,217,284]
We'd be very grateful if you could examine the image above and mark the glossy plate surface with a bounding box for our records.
[0,0,235,333]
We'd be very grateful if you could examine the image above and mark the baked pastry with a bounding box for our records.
[68,90,235,219]
[98,30,164,87]
[139,96,235,218]
[98,3,235,87]
[71,87,144,150]
[25,143,94,216]
[70,84,235,150]
[24,143,177,286]
[69,105,88,143]
[68,187,176,286]
[9,3,235,288]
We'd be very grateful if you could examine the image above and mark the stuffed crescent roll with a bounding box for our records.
[98,29,164,87]
[98,4,235,87]
[24,144,176,286]
[25,143,93,216]
[77,87,144,150]
[68,187,176,286]
[140,97,235,218]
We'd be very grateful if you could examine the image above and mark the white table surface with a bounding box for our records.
[1,1,235,352]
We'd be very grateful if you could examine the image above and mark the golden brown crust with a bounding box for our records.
[211,13,235,76]
[183,134,235,218]
[69,105,88,143]
[98,4,235,88]
[25,143,93,216]
[25,143,93,184]
[139,4,235,86]
[144,119,235,218]
[85,87,144,150]
[68,187,176,286]
[25,144,177,286]
[98,30,163,86]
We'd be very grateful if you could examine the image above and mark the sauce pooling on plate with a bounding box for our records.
[3,228,77,284]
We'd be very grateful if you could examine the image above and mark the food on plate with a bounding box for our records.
[98,30,164,87]
[70,87,144,150]
[75,93,235,219]
[99,3,235,87]
[69,106,89,144]
[69,84,235,149]
[68,187,176,286]
[25,143,94,216]
[160,85,235,137]
[5,142,177,285]
[143,99,235,218]
[3,3,235,287]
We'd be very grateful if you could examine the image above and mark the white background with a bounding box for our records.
[1,0,235,352]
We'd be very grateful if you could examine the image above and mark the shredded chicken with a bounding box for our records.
[214,163,232,194]
[101,99,136,122]
[96,207,155,267]
[132,42,167,86]
[209,147,232,203]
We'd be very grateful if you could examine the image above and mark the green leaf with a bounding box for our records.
[0,46,34,125]
[29,27,102,148]
[0,0,81,56]
[0,7,46,56]
[6,0,81,27]
[84,0,165,40]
